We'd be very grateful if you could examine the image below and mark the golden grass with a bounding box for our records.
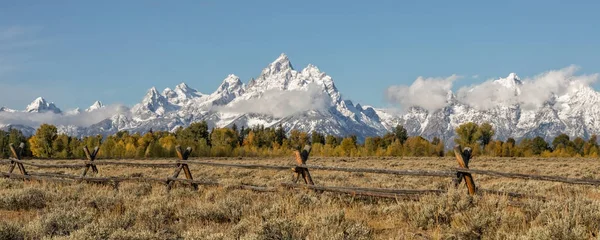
[1,156,600,239]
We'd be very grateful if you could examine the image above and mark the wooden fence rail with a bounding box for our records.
[454,168,600,186]
[2,143,599,200]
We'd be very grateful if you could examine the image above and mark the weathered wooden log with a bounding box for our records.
[165,177,219,186]
[29,172,165,183]
[8,143,27,175]
[454,167,600,186]
[82,146,99,176]
[88,161,176,168]
[293,145,314,185]
[454,145,476,195]
[177,146,197,190]
[182,160,291,170]
[299,164,455,177]
[9,158,87,169]
[166,165,183,190]
[322,185,446,195]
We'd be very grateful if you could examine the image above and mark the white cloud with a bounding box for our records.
[385,75,459,112]
[519,65,598,110]
[217,83,333,118]
[0,105,129,128]
[456,78,520,110]
[457,65,599,110]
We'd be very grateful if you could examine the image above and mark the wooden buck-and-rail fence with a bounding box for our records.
[1,142,600,200]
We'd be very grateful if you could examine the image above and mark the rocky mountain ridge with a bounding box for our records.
[1,54,599,146]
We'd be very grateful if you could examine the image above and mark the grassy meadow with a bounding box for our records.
[1,156,600,239]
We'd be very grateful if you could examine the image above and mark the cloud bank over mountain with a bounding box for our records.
[3,54,600,146]
[0,102,128,128]
[385,75,459,112]
[217,83,333,118]
[386,65,599,112]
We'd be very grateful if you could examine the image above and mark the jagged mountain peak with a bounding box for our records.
[302,64,323,75]
[216,74,244,94]
[162,87,176,98]
[146,87,160,97]
[259,53,294,77]
[205,75,246,107]
[25,97,62,113]
[507,72,521,81]
[495,72,523,88]
[174,82,202,99]
[86,101,104,112]
[223,74,241,84]
[274,53,291,65]
[6,55,600,149]
[175,82,190,90]
[174,82,202,95]
[134,87,170,116]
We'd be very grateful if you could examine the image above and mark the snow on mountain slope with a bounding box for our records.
[25,97,62,114]
[86,101,104,112]
[73,54,388,139]
[377,72,600,146]
[4,56,600,146]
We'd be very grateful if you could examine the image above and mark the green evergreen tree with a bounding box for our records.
[531,136,549,155]
[477,122,495,147]
[552,134,571,150]
[394,125,408,144]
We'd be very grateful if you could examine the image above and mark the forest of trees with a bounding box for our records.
[0,121,599,159]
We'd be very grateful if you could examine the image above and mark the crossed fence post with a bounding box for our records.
[454,144,477,195]
[81,146,100,177]
[291,145,314,185]
[167,146,197,190]
[8,143,27,176]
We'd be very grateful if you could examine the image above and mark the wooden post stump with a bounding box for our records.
[291,145,314,185]
[167,146,196,190]
[81,146,100,177]
[454,145,476,195]
[8,143,27,176]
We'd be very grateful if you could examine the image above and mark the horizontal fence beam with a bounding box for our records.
[316,185,446,195]
[27,172,220,186]
[181,161,456,177]
[0,171,544,199]
[182,160,292,170]
[9,158,87,169]
[5,158,600,189]
[89,161,176,168]
[300,164,455,177]
[455,167,600,186]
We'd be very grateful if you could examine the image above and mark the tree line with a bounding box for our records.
[0,121,598,159]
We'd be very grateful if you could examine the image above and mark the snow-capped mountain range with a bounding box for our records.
[1,54,600,146]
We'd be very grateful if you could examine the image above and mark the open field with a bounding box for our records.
[1,156,600,239]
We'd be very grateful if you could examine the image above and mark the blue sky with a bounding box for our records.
[0,1,599,110]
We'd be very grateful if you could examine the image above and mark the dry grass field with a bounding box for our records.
[1,156,600,239]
